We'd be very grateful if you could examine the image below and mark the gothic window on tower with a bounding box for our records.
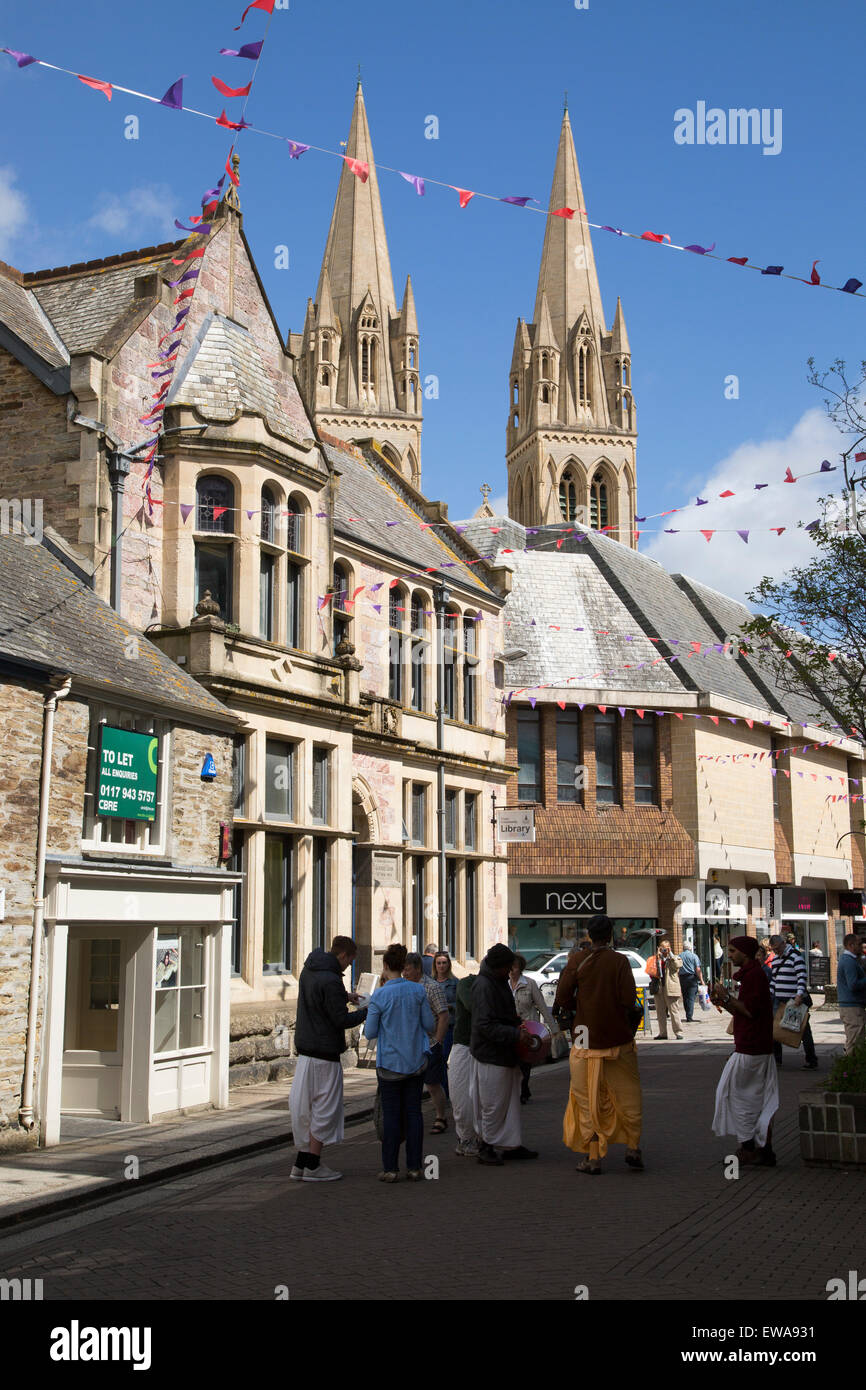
[622,360,629,387]
[320,368,330,387]
[321,334,332,363]
[541,386,550,404]
[590,473,609,531]
[577,340,592,411]
[559,469,578,523]
[360,335,377,401]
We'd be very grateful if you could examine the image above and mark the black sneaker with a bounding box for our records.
[477,1143,505,1166]
[802,1061,818,1070]
[502,1145,539,1161]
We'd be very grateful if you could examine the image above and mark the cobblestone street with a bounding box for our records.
[0,1018,860,1304]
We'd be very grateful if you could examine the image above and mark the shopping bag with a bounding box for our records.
[773,1000,809,1048]
[698,985,711,1012]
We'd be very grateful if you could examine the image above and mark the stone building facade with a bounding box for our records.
[0,532,238,1149]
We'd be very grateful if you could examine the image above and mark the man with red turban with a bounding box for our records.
[711,936,779,1166]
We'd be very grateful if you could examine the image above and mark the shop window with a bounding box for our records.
[465,861,477,959]
[312,838,329,951]
[517,708,541,801]
[312,746,329,825]
[444,788,458,850]
[633,715,658,805]
[595,710,620,804]
[265,739,295,820]
[263,835,292,973]
[153,925,206,1055]
[556,708,583,803]
[82,708,168,855]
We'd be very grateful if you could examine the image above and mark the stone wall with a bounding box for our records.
[169,725,234,867]
[0,349,80,548]
[227,999,362,1089]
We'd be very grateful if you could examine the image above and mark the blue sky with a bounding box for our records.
[1,0,863,597]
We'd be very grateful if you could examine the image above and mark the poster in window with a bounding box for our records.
[155,937,179,989]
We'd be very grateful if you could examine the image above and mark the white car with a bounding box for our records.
[524,948,651,1008]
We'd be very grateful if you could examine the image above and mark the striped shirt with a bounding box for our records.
[769,946,807,1000]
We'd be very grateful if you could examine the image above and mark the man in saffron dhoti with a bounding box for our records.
[711,936,779,1166]
[555,915,643,1175]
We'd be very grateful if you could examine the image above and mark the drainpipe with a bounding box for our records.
[107,450,132,613]
[19,675,73,1132]
[434,587,451,950]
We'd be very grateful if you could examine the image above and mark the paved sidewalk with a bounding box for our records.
[0,1005,848,1230]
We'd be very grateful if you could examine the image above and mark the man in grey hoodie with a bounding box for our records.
[289,936,367,1182]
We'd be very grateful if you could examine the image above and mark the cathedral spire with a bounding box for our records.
[316,82,397,347]
[533,108,605,356]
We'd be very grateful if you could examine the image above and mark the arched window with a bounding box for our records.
[541,352,549,378]
[559,468,578,522]
[408,342,416,369]
[321,334,332,363]
[259,485,278,641]
[463,613,478,724]
[513,476,524,522]
[622,360,629,387]
[541,385,550,404]
[511,378,519,407]
[443,606,460,719]
[590,472,609,531]
[333,560,351,656]
[195,475,235,621]
[389,587,407,703]
[319,368,330,387]
[285,494,306,650]
[410,591,427,711]
[576,336,592,410]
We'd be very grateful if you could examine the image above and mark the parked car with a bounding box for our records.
[525,947,651,1009]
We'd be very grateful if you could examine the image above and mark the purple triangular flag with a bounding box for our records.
[840,279,862,294]
[160,76,186,109]
[696,497,708,506]
[635,515,646,522]
[754,483,768,490]
[219,40,264,58]
[602,226,624,236]
[500,196,535,207]
[761,265,784,276]
[372,604,382,614]
[288,141,310,159]
[400,172,425,196]
[528,696,537,708]
[617,707,626,717]
[819,460,835,472]
[180,503,194,523]
[246,509,257,520]
[737,530,749,543]
[2,48,38,67]
[664,528,679,533]
[684,242,716,255]
[578,703,585,710]
[805,519,820,532]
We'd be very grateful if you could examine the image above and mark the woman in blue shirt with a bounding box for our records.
[363,943,436,1182]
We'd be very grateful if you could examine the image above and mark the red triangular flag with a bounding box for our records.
[719,489,734,498]
[783,467,795,482]
[216,108,248,131]
[771,527,786,535]
[598,705,607,714]
[636,709,645,719]
[78,74,113,100]
[235,0,274,27]
[551,207,575,219]
[556,700,566,710]
[212,76,252,98]
[212,506,228,520]
[452,187,475,209]
[226,147,240,186]
[709,715,719,724]
[728,256,748,265]
[344,156,369,183]
[700,530,714,542]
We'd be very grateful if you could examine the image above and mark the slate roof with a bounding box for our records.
[26,244,181,356]
[488,520,847,728]
[0,267,69,369]
[324,439,494,596]
[167,312,315,451]
[0,534,237,727]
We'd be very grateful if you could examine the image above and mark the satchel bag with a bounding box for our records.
[773,999,810,1048]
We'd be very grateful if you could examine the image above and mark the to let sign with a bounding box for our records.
[495,808,536,843]
[97,726,159,822]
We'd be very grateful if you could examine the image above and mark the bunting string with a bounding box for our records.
[2,39,863,301]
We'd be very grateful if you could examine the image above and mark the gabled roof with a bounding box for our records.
[0,533,236,727]
[0,262,69,376]
[167,311,317,452]
[25,242,182,356]
[322,437,494,597]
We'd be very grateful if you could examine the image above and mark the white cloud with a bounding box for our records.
[0,167,29,259]
[86,185,178,241]
[642,409,842,604]
[490,492,509,515]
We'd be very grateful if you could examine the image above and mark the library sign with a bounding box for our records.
[97,727,159,822]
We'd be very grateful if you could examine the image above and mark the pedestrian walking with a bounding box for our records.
[431,950,458,1071]
[756,943,774,985]
[289,935,368,1182]
[837,934,866,1055]
[363,943,435,1182]
[421,941,439,977]
[768,933,818,1070]
[449,973,481,1156]
[679,943,705,1022]
[403,952,451,1132]
[712,929,725,983]
[711,937,779,1166]
[648,936,685,1039]
[556,914,644,1175]
[509,954,557,1103]
[470,944,537,1165]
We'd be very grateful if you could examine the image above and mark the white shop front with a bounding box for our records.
[39,863,237,1146]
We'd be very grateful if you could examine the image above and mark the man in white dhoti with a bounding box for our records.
[289,936,367,1182]
[711,936,779,1167]
[469,944,536,1165]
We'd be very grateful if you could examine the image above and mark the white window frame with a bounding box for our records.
[82,706,170,856]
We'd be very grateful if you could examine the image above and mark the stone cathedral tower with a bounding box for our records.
[506,108,637,546]
[294,82,423,487]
